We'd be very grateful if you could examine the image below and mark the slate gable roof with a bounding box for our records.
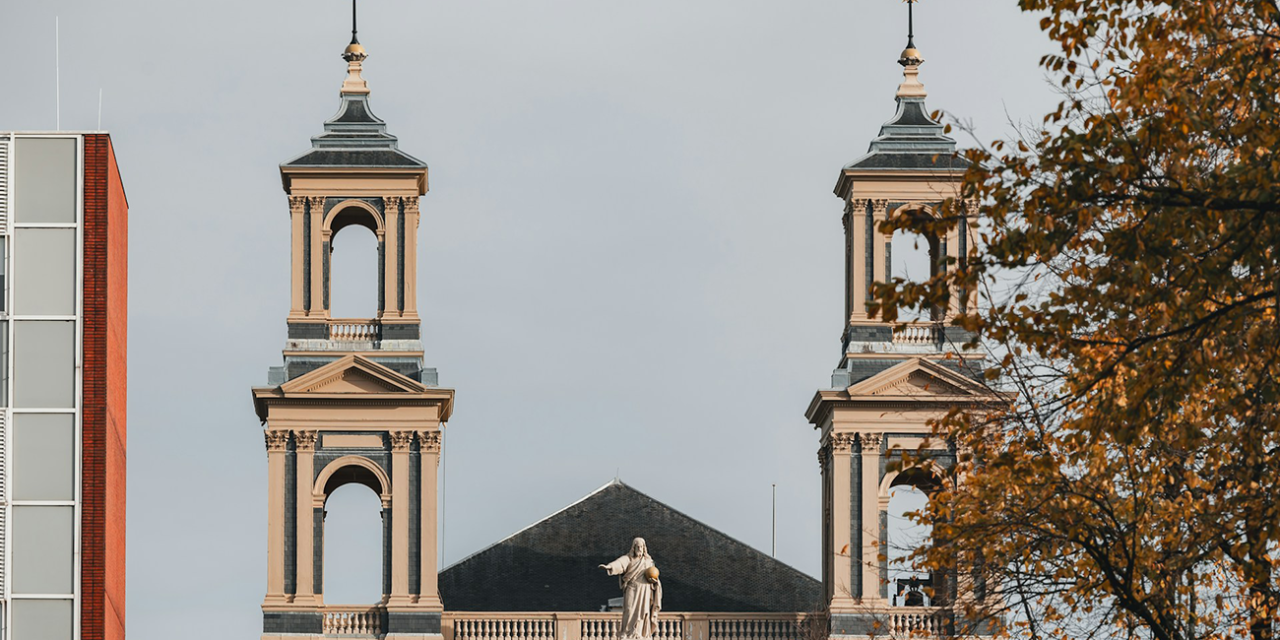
[844,357,985,387]
[439,481,821,613]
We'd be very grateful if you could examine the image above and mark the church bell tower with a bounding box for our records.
[806,3,995,637]
[252,12,453,639]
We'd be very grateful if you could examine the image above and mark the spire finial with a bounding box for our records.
[896,0,927,98]
[898,0,924,68]
[341,0,370,95]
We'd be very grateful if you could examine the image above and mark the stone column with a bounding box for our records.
[288,196,307,319]
[264,430,291,605]
[382,197,402,320]
[859,433,886,603]
[403,197,421,321]
[307,196,326,319]
[849,199,869,321]
[828,432,856,611]
[418,430,443,609]
[389,430,413,605]
[294,430,319,606]
[963,200,979,314]
[871,200,889,292]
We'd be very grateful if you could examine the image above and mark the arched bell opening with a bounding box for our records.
[889,206,949,322]
[323,483,386,605]
[313,456,393,607]
[884,465,946,608]
[322,201,386,320]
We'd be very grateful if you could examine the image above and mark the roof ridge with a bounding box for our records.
[442,479,818,586]
[442,478,622,572]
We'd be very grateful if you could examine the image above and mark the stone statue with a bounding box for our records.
[599,537,663,640]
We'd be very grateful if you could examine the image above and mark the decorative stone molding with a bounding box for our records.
[831,432,857,453]
[402,196,419,215]
[294,430,318,452]
[859,433,883,453]
[306,196,326,211]
[871,199,890,218]
[390,430,414,452]
[288,196,307,212]
[382,196,403,210]
[265,430,291,452]
[419,431,442,453]
[847,198,870,214]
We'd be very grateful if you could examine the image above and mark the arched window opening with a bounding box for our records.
[329,221,380,320]
[887,469,938,607]
[322,482,385,605]
[890,209,946,321]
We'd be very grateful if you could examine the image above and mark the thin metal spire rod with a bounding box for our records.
[906,0,916,48]
[351,0,359,44]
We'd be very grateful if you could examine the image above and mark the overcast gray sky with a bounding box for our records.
[2,1,1057,637]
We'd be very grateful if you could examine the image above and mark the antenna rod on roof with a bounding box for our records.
[772,484,777,557]
[55,16,61,131]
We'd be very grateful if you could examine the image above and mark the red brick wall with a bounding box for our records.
[82,134,128,640]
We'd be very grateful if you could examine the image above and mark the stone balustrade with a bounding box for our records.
[444,612,818,640]
[328,319,382,342]
[891,324,940,345]
[322,605,385,636]
[884,607,950,636]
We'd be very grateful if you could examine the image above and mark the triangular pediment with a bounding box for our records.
[279,355,426,395]
[846,358,990,399]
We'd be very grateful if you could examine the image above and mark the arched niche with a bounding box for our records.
[314,454,392,508]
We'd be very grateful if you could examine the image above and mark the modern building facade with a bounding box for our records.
[0,132,128,640]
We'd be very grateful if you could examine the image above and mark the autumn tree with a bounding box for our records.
[874,2,1280,640]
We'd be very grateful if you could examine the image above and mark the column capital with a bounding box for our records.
[265,430,290,453]
[390,430,414,452]
[871,199,890,216]
[847,197,870,213]
[288,195,307,211]
[294,430,318,452]
[831,432,857,453]
[382,195,404,209]
[306,195,326,209]
[859,432,883,454]
[418,430,442,454]
[402,195,420,215]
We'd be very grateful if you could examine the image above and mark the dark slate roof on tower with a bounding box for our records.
[281,92,427,169]
[439,481,821,613]
[844,97,970,172]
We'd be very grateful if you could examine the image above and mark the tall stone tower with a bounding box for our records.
[251,23,453,640]
[805,5,994,636]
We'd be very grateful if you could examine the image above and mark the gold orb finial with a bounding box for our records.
[646,567,660,582]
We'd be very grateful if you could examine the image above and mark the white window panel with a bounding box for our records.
[12,321,75,408]
[13,138,76,224]
[11,599,73,640]
[13,228,75,316]
[11,506,74,595]
[12,413,75,501]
